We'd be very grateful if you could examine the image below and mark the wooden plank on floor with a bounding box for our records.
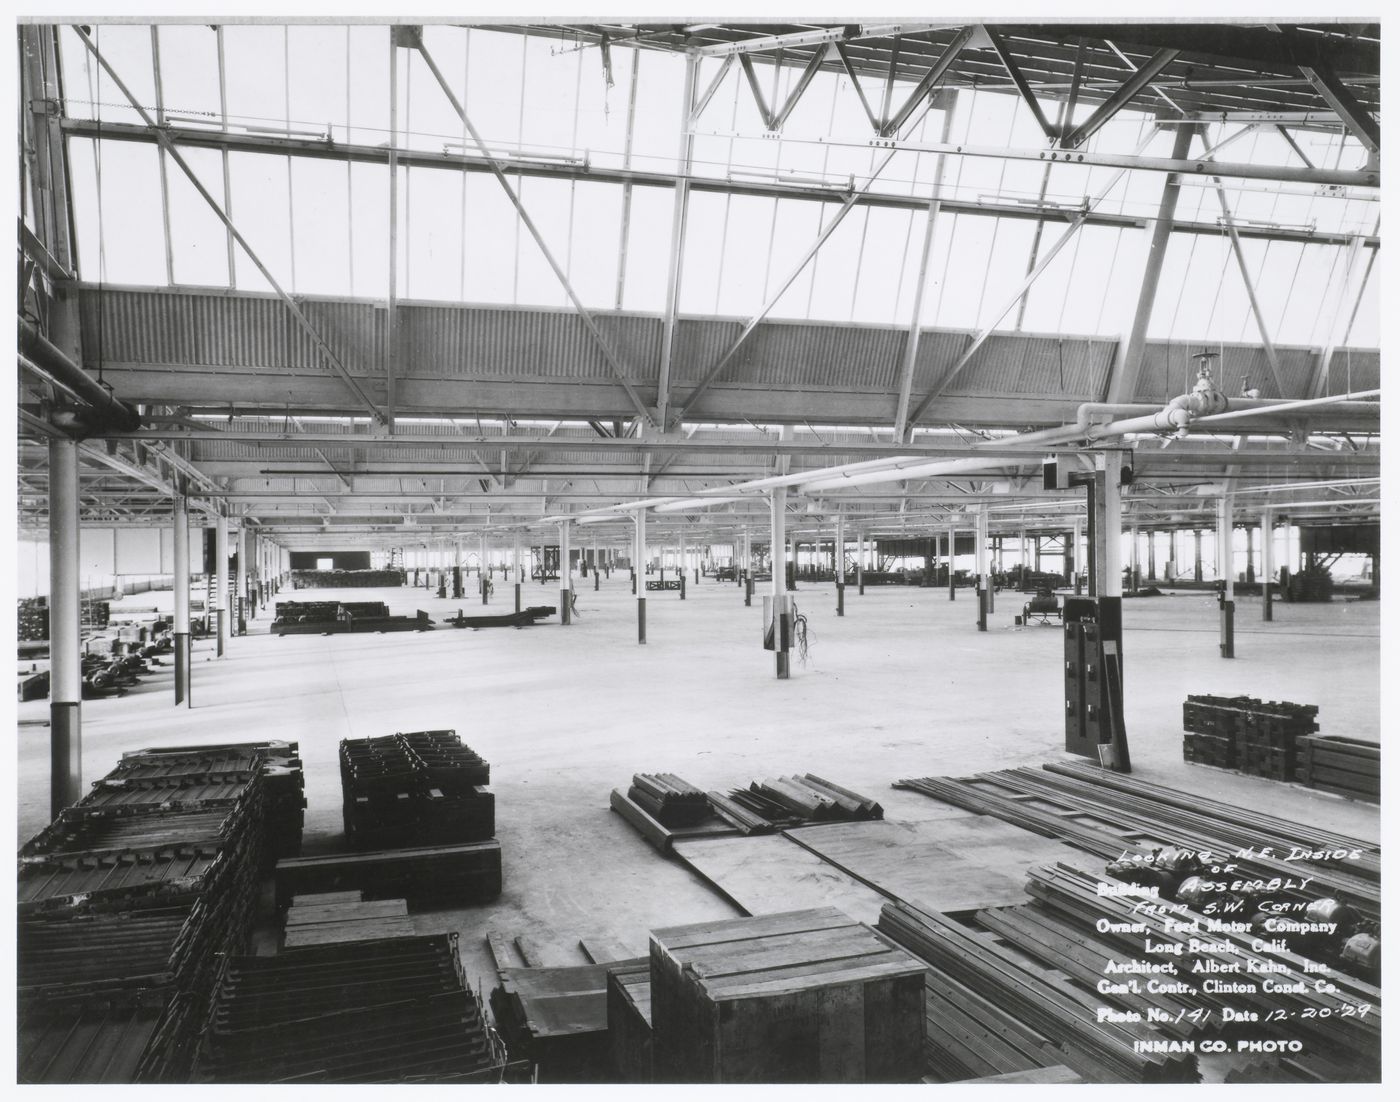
[577,937,633,964]
[282,915,416,948]
[514,936,545,968]
[782,815,1084,913]
[486,931,521,973]
[283,899,408,926]
[673,834,888,925]
[288,890,363,908]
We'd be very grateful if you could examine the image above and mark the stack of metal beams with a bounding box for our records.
[893,766,1379,925]
[628,774,710,827]
[878,899,1200,1083]
[340,731,494,847]
[1181,694,1319,780]
[1024,862,1381,1080]
[1296,735,1380,803]
[192,934,502,1083]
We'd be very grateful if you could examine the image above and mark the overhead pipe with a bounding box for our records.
[19,320,142,433]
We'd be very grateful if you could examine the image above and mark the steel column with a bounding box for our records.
[835,513,846,616]
[215,515,229,656]
[173,495,191,705]
[559,522,572,624]
[771,487,789,679]
[512,529,522,612]
[1261,507,1275,621]
[1218,495,1236,657]
[48,435,82,818]
[636,510,648,643]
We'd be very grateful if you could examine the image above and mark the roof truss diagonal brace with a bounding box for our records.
[834,44,882,131]
[882,26,975,136]
[1211,178,1286,397]
[738,54,776,130]
[981,27,1060,142]
[72,28,387,426]
[904,131,1158,430]
[1299,62,1380,155]
[409,30,657,429]
[1060,47,1182,149]
[677,100,943,421]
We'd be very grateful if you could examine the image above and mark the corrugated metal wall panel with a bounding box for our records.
[75,287,1368,413]
[671,319,905,389]
[1318,349,1379,395]
[936,333,1116,399]
[1136,341,1322,403]
[397,306,660,380]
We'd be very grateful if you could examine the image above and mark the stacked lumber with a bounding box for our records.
[1181,694,1318,780]
[1026,862,1381,1077]
[628,774,709,827]
[649,907,925,1083]
[1296,735,1379,803]
[281,891,414,949]
[340,731,493,847]
[191,934,501,1083]
[878,900,1198,1083]
[274,841,502,907]
[894,767,1379,925]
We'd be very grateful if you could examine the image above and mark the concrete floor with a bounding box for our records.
[16,574,1381,995]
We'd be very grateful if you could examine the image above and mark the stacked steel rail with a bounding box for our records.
[192,934,503,1083]
[1024,862,1380,1079]
[893,767,1378,925]
[17,742,305,1083]
[878,899,1199,1083]
[1295,736,1380,803]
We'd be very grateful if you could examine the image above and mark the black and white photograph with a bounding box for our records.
[8,3,1391,1090]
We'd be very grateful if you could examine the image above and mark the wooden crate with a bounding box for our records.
[607,961,653,1083]
[649,907,925,1083]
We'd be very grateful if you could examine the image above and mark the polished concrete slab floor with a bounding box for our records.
[16,575,1381,992]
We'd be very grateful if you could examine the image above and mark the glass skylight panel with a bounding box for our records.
[678,190,727,314]
[715,194,781,316]
[619,184,670,313]
[154,25,221,124]
[346,26,391,145]
[72,139,165,285]
[347,161,389,299]
[512,175,571,309]
[61,24,154,126]
[567,182,624,310]
[763,197,825,319]
[167,146,231,288]
[227,152,292,293]
[222,26,288,131]
[402,165,461,302]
